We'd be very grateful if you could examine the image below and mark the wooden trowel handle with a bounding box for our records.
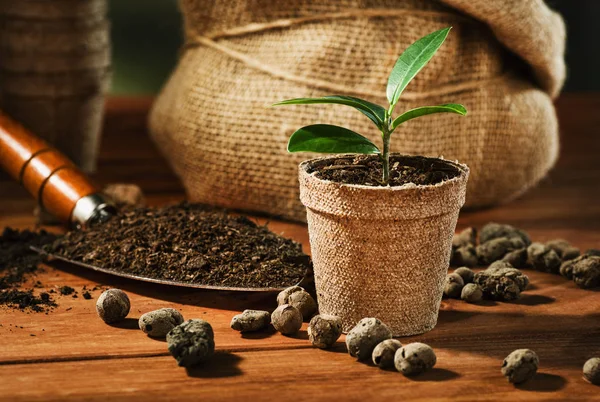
[0,110,100,223]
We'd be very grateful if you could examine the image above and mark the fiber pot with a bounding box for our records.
[299,154,469,336]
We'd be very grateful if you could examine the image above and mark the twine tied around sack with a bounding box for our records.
[183,8,508,101]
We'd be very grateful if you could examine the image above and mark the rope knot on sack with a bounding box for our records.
[183,8,508,101]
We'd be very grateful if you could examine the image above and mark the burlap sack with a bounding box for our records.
[300,155,469,335]
[0,0,110,173]
[149,0,565,222]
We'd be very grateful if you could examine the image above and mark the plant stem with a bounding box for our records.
[381,128,391,185]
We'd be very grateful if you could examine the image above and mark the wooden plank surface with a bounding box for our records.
[0,95,599,401]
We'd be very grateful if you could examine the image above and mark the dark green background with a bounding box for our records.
[109,0,599,94]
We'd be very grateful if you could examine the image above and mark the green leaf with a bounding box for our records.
[391,103,466,130]
[386,27,452,106]
[287,124,380,154]
[273,96,386,128]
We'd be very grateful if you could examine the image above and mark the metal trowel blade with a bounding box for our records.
[31,247,313,292]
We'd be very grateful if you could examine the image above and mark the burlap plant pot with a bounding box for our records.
[0,0,110,173]
[150,0,565,222]
[299,155,469,336]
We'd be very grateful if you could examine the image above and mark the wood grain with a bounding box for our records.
[0,95,599,401]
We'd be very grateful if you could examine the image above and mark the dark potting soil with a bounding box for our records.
[0,228,58,311]
[48,203,311,288]
[311,155,461,186]
[59,285,75,295]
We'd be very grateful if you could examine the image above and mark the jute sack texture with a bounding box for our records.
[0,0,111,173]
[149,0,566,222]
[300,155,469,336]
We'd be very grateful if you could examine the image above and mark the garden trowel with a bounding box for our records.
[0,110,310,291]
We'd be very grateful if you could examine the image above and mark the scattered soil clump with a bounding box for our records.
[474,261,529,301]
[0,228,58,311]
[167,319,215,367]
[59,286,75,295]
[48,203,310,289]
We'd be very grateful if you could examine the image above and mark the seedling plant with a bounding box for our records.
[274,27,467,185]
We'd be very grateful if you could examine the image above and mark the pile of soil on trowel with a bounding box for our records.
[48,203,311,289]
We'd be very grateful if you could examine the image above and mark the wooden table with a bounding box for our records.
[0,96,598,401]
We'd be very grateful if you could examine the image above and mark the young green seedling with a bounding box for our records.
[274,27,467,185]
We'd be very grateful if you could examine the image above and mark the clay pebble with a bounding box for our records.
[474,261,529,301]
[585,249,600,257]
[451,245,478,267]
[103,183,146,208]
[527,243,561,274]
[346,318,392,361]
[560,256,578,279]
[308,314,342,349]
[480,223,531,246]
[394,343,437,376]
[166,319,215,367]
[452,227,477,249]
[562,254,600,288]
[139,308,184,337]
[583,357,600,385]
[461,283,483,303]
[271,304,303,335]
[95,289,130,324]
[444,273,464,299]
[230,310,271,332]
[454,267,475,284]
[571,255,600,289]
[501,349,539,384]
[502,248,529,268]
[477,237,525,265]
[546,239,580,261]
[372,339,403,369]
[277,286,317,321]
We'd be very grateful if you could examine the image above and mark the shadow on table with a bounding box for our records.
[241,326,277,340]
[186,351,243,378]
[107,317,139,330]
[406,368,461,382]
[516,373,567,392]
[512,294,555,306]
[412,309,600,369]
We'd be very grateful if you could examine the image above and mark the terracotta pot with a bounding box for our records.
[298,154,469,336]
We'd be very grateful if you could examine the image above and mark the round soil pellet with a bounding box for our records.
[277,286,317,321]
[394,343,436,376]
[230,310,271,332]
[454,267,475,284]
[372,339,403,369]
[167,319,215,367]
[95,289,130,324]
[461,283,483,303]
[444,273,464,299]
[501,349,539,384]
[346,318,392,361]
[139,308,184,337]
[583,357,600,385]
[308,314,342,349]
[271,304,303,335]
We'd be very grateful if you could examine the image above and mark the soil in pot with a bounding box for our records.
[311,155,461,186]
[49,203,311,289]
